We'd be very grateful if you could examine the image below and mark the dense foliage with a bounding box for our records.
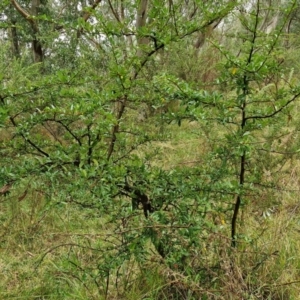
[1,0,300,299]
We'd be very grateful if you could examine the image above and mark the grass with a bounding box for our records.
[0,189,108,299]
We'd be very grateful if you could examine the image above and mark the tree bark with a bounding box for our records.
[10,19,20,58]
[10,0,43,63]
[136,0,149,56]
[31,0,43,63]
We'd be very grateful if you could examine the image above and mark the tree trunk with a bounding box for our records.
[10,0,44,63]
[10,19,20,58]
[31,0,43,63]
[136,0,149,56]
